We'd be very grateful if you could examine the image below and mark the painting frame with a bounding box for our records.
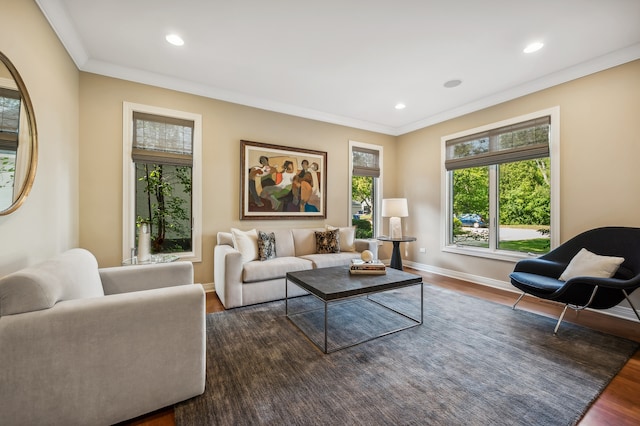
[240,140,327,220]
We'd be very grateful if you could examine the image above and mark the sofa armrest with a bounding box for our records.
[214,244,244,308]
[0,284,205,425]
[354,238,379,259]
[99,261,194,295]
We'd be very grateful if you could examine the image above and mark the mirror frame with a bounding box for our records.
[0,51,37,215]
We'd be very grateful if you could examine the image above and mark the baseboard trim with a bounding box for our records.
[201,282,215,293]
[404,260,640,323]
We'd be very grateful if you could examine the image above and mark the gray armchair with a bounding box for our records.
[0,249,206,426]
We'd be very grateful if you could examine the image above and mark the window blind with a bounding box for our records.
[0,88,20,149]
[132,112,194,166]
[445,116,550,171]
[352,146,380,177]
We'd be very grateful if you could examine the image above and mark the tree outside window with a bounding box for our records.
[352,175,374,238]
[136,163,192,253]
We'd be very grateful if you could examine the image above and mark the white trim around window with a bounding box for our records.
[440,106,560,262]
[122,102,202,263]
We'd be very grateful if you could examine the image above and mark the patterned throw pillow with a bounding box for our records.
[257,231,277,261]
[315,229,340,254]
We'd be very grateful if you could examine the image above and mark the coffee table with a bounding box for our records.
[285,265,423,353]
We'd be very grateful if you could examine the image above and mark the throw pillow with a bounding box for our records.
[257,231,277,261]
[315,229,340,254]
[326,225,356,252]
[559,248,625,281]
[230,228,259,263]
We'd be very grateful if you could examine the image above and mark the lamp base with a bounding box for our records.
[389,216,402,239]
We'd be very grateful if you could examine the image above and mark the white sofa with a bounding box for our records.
[0,248,206,426]
[214,227,378,308]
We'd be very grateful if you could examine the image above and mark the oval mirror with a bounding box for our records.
[0,51,37,215]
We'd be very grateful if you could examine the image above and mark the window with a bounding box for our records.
[350,141,383,239]
[442,108,559,260]
[123,103,202,262]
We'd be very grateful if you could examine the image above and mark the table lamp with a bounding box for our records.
[382,198,408,239]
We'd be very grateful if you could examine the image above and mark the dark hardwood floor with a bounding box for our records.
[122,270,640,425]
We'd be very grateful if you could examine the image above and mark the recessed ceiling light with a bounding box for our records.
[166,34,184,46]
[395,103,406,110]
[443,79,462,88]
[523,42,544,53]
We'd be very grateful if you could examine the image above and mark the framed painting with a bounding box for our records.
[241,140,327,220]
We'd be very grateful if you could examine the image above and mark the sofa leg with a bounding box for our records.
[512,292,526,310]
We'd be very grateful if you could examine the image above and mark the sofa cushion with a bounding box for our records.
[300,252,362,269]
[326,225,356,252]
[292,228,323,256]
[264,229,295,258]
[231,228,259,263]
[242,257,313,283]
[0,248,104,316]
[257,231,277,261]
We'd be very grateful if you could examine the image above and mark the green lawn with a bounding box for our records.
[499,238,550,254]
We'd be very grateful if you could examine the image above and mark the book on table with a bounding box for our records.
[350,259,386,274]
[349,268,386,275]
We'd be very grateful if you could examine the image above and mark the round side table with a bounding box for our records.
[376,236,416,270]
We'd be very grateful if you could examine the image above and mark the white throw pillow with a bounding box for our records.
[326,225,356,252]
[231,228,259,263]
[559,248,624,281]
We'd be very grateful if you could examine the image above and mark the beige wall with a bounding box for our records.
[398,60,640,292]
[0,0,80,276]
[5,0,640,316]
[78,74,397,282]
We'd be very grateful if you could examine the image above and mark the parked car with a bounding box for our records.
[458,213,487,228]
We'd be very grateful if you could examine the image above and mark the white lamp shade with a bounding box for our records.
[381,198,408,218]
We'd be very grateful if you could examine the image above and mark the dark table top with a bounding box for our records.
[377,236,417,242]
[286,265,422,301]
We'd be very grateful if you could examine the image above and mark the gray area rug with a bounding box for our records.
[175,285,638,426]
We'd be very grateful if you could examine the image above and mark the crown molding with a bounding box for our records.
[396,43,640,136]
[36,0,89,68]
[35,0,640,137]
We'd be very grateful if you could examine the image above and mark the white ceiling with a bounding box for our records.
[36,0,640,136]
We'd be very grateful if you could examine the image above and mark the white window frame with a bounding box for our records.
[349,140,383,237]
[441,106,560,262]
[122,102,202,262]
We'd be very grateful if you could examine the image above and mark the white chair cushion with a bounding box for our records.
[559,248,624,281]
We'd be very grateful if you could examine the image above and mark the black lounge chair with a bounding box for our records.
[510,226,640,333]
